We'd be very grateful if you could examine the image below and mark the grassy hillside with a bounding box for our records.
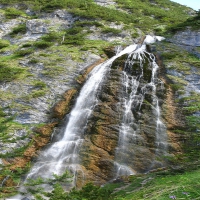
[0,0,192,33]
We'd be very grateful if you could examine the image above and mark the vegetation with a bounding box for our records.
[109,168,200,200]
[169,10,200,33]
[0,62,26,82]
[4,7,26,19]
[0,39,10,49]
[10,23,27,36]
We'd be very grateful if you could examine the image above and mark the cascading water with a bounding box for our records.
[114,36,167,176]
[13,44,139,199]
[11,36,168,199]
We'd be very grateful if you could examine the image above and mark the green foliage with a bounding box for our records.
[48,183,68,200]
[62,27,86,45]
[15,48,34,56]
[33,81,46,89]
[28,58,39,64]
[21,43,33,48]
[109,169,200,200]
[31,90,46,98]
[75,20,103,27]
[64,183,113,200]
[4,7,25,19]
[33,41,53,49]
[10,24,27,36]
[0,62,25,82]
[102,27,121,35]
[168,10,200,32]
[0,39,10,49]
[41,31,62,42]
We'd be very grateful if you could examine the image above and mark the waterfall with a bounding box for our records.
[114,36,167,176]
[10,36,167,199]
[13,44,138,198]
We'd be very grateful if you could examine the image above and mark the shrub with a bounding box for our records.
[4,7,25,19]
[31,90,46,98]
[102,27,121,35]
[41,32,61,42]
[10,24,26,36]
[0,40,10,49]
[22,43,33,48]
[33,41,53,49]
[33,81,46,89]
[15,48,34,56]
[0,62,25,82]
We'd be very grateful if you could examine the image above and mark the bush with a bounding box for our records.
[33,41,53,49]
[0,62,25,82]
[4,7,25,19]
[15,48,34,56]
[102,27,121,35]
[41,32,61,42]
[10,24,26,36]
[0,40,10,49]
[67,183,113,200]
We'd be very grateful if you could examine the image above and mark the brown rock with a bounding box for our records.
[53,89,77,119]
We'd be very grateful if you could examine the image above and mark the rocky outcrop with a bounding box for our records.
[26,19,48,34]
[79,67,122,185]
[169,29,200,58]
[53,88,77,119]
[172,29,200,47]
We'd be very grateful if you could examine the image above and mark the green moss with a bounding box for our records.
[0,39,10,49]
[33,41,53,49]
[0,62,26,82]
[4,7,26,19]
[31,90,46,98]
[14,48,34,56]
[10,23,26,36]
[102,27,121,35]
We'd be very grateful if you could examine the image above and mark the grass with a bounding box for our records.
[0,39,10,49]
[102,27,122,35]
[106,169,200,200]
[0,62,26,82]
[10,23,26,36]
[0,0,191,33]
[4,7,26,19]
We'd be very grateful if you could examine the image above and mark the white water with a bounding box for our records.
[115,36,167,176]
[12,44,138,199]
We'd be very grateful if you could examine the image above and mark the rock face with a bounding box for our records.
[170,29,200,58]
[77,48,179,185]
[172,29,200,47]
[80,67,122,185]
[26,19,48,34]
